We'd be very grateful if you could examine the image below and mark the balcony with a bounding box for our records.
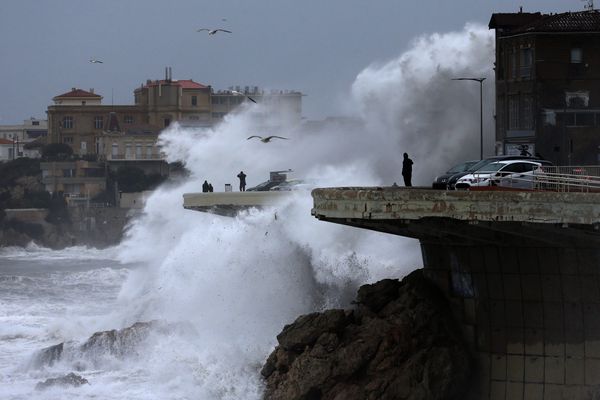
[104,153,165,161]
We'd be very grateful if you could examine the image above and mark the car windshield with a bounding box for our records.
[477,162,506,172]
[447,161,477,174]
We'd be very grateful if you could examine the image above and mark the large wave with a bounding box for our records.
[100,23,494,399]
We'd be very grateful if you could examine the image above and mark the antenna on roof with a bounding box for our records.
[582,0,594,10]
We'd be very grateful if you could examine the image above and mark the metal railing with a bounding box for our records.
[494,166,600,192]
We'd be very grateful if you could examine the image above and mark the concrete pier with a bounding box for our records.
[312,187,600,400]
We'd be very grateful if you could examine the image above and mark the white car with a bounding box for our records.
[455,159,548,190]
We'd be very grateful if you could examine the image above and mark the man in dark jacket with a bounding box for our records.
[202,180,209,192]
[237,171,247,191]
[402,153,413,187]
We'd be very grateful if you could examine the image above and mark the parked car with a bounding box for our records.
[270,179,316,191]
[432,160,478,189]
[446,155,547,190]
[455,159,552,190]
[246,180,282,191]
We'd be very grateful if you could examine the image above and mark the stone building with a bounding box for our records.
[489,10,600,165]
[46,68,303,158]
[0,118,47,161]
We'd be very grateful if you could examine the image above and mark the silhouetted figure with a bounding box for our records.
[202,180,209,193]
[208,183,213,192]
[237,171,247,191]
[402,153,413,187]
[518,144,531,157]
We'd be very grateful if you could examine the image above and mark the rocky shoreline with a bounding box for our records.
[0,207,135,249]
[261,270,472,400]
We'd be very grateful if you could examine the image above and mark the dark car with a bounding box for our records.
[446,155,547,190]
[246,180,282,191]
[432,160,478,189]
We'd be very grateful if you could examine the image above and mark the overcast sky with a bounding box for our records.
[0,0,576,124]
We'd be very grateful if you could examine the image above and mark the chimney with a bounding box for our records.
[89,88,94,94]
[72,87,76,91]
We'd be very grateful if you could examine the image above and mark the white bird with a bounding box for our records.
[89,58,103,64]
[231,90,257,103]
[247,135,289,143]
[196,28,232,35]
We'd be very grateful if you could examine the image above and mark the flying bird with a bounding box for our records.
[231,90,257,103]
[196,28,232,35]
[89,58,103,64]
[247,135,289,143]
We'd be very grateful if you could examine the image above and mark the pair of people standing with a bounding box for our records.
[202,180,213,192]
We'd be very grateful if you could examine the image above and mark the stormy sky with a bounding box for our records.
[0,0,575,124]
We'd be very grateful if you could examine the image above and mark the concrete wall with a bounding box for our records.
[422,242,600,400]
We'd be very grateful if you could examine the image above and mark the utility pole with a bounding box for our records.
[452,77,486,160]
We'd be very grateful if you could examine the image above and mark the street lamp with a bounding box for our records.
[452,77,486,160]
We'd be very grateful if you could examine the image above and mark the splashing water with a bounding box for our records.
[0,24,494,399]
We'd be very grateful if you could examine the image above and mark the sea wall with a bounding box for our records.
[0,206,137,249]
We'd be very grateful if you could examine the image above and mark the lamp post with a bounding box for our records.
[452,77,486,160]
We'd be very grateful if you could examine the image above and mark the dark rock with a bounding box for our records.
[276,309,347,352]
[35,372,89,390]
[32,342,64,367]
[262,269,472,400]
[355,278,401,312]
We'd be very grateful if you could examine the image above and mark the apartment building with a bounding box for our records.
[489,10,600,164]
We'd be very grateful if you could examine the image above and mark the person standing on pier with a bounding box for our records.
[202,180,209,192]
[402,153,413,187]
[237,171,247,191]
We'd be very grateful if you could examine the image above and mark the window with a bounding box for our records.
[32,121,39,126]
[508,96,519,129]
[136,144,142,159]
[63,136,73,144]
[124,115,134,124]
[521,96,533,129]
[94,116,103,129]
[519,48,532,79]
[510,51,517,79]
[164,118,171,127]
[191,96,197,106]
[62,116,73,129]
[125,143,132,158]
[112,143,118,157]
[571,48,583,64]
[81,141,87,152]
[146,144,153,158]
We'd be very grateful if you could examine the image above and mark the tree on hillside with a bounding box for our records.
[42,143,73,160]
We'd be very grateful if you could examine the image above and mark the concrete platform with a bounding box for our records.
[312,187,600,400]
[183,191,290,216]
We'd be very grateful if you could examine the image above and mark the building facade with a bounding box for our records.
[47,69,303,158]
[0,118,47,161]
[489,10,600,165]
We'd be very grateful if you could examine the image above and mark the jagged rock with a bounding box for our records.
[33,342,64,367]
[35,372,89,390]
[31,320,197,369]
[262,269,471,400]
[81,321,157,358]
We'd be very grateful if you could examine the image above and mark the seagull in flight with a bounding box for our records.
[197,28,232,35]
[89,58,103,64]
[232,90,257,103]
[247,135,289,143]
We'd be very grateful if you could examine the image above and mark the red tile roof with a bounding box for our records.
[492,10,600,34]
[53,88,102,99]
[141,79,208,89]
[489,12,543,29]
[0,138,15,145]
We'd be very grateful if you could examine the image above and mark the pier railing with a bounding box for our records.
[493,165,600,192]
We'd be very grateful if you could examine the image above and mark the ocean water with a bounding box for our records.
[0,23,494,399]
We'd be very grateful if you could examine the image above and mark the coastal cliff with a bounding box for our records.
[0,207,135,249]
[262,270,472,400]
